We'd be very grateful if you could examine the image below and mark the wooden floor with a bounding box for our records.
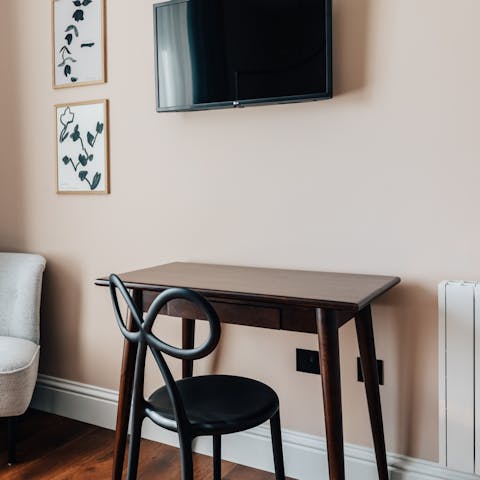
[0,410,284,479]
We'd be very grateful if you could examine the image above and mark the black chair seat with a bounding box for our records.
[146,375,279,435]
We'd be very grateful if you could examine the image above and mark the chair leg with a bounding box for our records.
[213,435,221,480]
[179,436,194,480]
[7,417,17,466]
[126,412,143,480]
[270,411,286,480]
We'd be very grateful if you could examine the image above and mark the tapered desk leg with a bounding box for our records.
[355,306,389,480]
[316,309,345,480]
[112,289,142,480]
[182,318,195,378]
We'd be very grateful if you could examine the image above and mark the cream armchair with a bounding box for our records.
[0,253,46,464]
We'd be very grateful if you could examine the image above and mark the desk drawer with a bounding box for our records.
[168,299,281,330]
[142,292,281,330]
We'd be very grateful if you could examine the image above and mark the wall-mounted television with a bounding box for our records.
[154,0,332,112]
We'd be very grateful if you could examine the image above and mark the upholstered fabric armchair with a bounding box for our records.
[0,253,46,464]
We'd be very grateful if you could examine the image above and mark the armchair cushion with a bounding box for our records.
[0,336,40,417]
[0,337,39,373]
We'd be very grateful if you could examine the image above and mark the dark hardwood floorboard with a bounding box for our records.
[0,410,290,479]
[224,465,282,480]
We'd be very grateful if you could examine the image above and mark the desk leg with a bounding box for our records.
[112,290,142,480]
[355,306,388,480]
[316,309,345,480]
[182,318,195,378]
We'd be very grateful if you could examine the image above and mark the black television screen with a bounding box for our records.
[154,0,332,112]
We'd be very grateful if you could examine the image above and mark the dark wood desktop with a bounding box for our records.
[96,262,400,480]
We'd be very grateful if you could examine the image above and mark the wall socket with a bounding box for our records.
[296,349,320,375]
[296,349,384,385]
[357,357,384,385]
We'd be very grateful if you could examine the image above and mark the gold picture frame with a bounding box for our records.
[55,99,110,194]
[52,0,106,89]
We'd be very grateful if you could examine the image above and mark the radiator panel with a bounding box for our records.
[475,285,480,476]
[439,281,477,474]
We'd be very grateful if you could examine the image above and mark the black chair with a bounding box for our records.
[109,274,286,480]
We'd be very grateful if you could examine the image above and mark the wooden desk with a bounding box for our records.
[96,262,400,480]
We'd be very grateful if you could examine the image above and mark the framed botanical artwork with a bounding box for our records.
[55,99,109,194]
[52,0,106,88]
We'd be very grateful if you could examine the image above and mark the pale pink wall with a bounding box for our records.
[0,1,26,246]
[1,0,479,462]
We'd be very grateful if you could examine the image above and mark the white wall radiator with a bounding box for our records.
[439,281,480,475]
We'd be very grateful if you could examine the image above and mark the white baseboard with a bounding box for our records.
[31,374,477,480]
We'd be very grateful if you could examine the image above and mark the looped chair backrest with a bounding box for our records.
[109,274,221,433]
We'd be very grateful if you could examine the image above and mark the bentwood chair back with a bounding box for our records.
[109,274,285,480]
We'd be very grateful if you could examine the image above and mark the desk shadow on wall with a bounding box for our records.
[332,0,372,96]
[0,1,26,250]
[376,283,438,461]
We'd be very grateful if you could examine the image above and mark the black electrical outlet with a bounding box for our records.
[357,357,384,385]
[296,349,320,375]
